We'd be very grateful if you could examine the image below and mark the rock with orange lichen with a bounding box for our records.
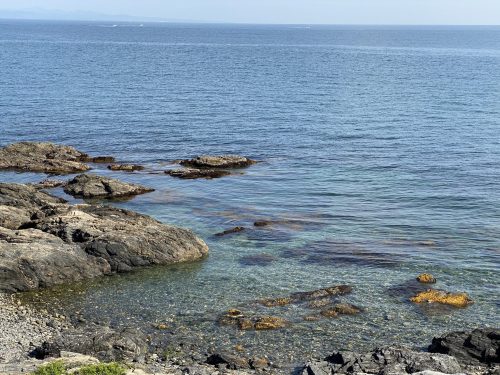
[259,297,292,307]
[254,316,288,330]
[416,273,437,284]
[410,289,473,307]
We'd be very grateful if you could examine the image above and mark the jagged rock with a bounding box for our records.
[0,183,209,292]
[180,155,255,169]
[108,164,145,172]
[302,346,463,374]
[34,326,148,363]
[31,179,66,189]
[63,174,154,199]
[410,289,473,308]
[206,353,250,370]
[429,329,500,366]
[166,168,231,179]
[0,142,111,174]
[215,226,245,237]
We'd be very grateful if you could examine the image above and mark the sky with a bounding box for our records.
[0,0,499,25]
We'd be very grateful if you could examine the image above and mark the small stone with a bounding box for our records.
[417,273,437,284]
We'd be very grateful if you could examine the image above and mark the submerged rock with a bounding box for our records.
[215,226,245,237]
[417,273,437,284]
[302,346,463,375]
[239,253,277,266]
[180,155,255,169]
[218,310,288,331]
[429,329,500,366]
[320,303,362,318]
[291,285,353,302]
[166,168,231,179]
[410,289,473,308]
[63,174,154,199]
[0,183,208,292]
[0,142,111,174]
[259,297,293,307]
[108,164,144,172]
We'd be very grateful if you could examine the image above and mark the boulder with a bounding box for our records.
[0,142,111,174]
[302,346,462,375]
[410,289,473,308]
[291,285,353,302]
[0,183,209,292]
[0,226,110,292]
[34,326,148,363]
[429,329,500,366]
[180,155,255,169]
[31,204,209,273]
[63,174,154,199]
[166,168,231,179]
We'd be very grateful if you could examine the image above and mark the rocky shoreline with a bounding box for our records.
[0,142,498,374]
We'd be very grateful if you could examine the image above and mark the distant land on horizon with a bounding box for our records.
[1,7,499,26]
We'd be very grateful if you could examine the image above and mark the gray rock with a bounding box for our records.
[63,174,154,199]
[35,326,148,362]
[0,142,112,174]
[165,168,231,179]
[180,155,255,169]
[0,226,110,292]
[303,346,463,375]
[429,329,500,366]
[0,183,209,292]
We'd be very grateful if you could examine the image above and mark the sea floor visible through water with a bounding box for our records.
[0,21,499,366]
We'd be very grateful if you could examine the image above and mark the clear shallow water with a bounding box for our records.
[1,20,499,365]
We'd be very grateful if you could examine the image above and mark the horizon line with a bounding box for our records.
[1,17,500,27]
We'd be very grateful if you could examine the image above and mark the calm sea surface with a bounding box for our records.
[0,20,499,364]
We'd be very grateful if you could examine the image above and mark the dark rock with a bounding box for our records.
[87,156,115,163]
[206,353,250,369]
[31,179,65,190]
[0,142,111,174]
[63,174,154,199]
[215,226,245,237]
[32,204,209,274]
[34,326,148,362]
[254,220,272,227]
[291,285,353,302]
[108,164,144,172]
[303,346,463,374]
[166,168,231,179]
[429,329,500,366]
[180,155,255,169]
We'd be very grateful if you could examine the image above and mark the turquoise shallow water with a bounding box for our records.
[0,21,499,364]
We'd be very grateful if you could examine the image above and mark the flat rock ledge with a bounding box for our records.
[0,183,208,292]
[0,142,115,174]
[63,173,154,199]
[180,155,255,169]
[166,168,231,179]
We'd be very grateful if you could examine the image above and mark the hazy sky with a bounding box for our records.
[1,0,500,24]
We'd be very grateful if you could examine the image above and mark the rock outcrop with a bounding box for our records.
[302,347,463,375]
[0,142,114,174]
[108,164,144,172]
[165,168,231,179]
[0,183,208,292]
[63,174,154,199]
[180,155,255,169]
[429,329,499,366]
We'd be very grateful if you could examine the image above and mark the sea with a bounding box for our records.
[0,20,499,365]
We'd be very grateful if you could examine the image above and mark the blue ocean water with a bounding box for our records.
[0,20,499,363]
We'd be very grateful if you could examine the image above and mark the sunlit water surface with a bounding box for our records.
[0,21,499,365]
